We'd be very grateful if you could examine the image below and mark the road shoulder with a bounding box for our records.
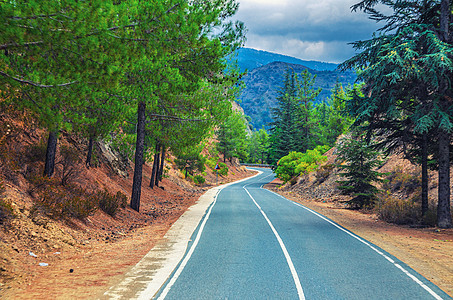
[103,171,262,299]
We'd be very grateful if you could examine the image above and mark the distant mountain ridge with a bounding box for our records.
[232,48,339,72]
[238,61,356,130]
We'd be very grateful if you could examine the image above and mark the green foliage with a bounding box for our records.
[269,69,350,166]
[216,111,249,162]
[246,128,270,164]
[336,135,384,209]
[217,162,229,176]
[275,145,329,183]
[175,145,206,177]
[341,0,452,226]
[193,175,206,185]
[312,82,354,147]
[97,190,127,217]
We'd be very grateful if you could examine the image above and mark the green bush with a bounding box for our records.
[97,189,127,217]
[377,195,420,225]
[275,145,329,183]
[218,162,228,176]
[193,175,205,185]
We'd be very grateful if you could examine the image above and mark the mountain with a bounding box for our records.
[238,61,356,130]
[232,48,339,72]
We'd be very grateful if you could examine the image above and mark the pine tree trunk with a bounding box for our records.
[421,134,429,217]
[440,0,450,42]
[154,145,161,187]
[150,144,160,189]
[44,131,58,177]
[131,101,146,212]
[437,130,452,228]
[86,135,94,168]
[157,146,166,183]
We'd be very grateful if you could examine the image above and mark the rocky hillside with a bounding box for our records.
[238,61,356,129]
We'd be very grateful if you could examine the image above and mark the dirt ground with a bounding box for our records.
[266,179,453,297]
[0,160,255,299]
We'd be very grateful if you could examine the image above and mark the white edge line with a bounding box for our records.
[265,189,444,300]
[151,170,264,300]
[155,190,219,300]
[243,179,305,300]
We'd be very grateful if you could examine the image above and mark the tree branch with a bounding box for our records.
[0,71,78,88]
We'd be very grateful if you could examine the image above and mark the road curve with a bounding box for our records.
[154,168,451,300]
[105,168,451,300]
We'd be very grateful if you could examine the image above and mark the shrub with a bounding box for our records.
[24,141,47,163]
[193,175,205,185]
[33,184,97,220]
[57,145,82,186]
[97,189,127,217]
[377,195,420,225]
[383,166,421,194]
[336,135,384,209]
[275,145,329,183]
[217,162,228,176]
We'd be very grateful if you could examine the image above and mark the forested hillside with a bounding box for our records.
[238,61,356,129]
[232,47,338,72]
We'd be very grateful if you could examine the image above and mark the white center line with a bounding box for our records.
[244,183,306,300]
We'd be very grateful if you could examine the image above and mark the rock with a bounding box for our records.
[69,269,74,273]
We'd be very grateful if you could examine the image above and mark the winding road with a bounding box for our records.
[106,168,451,299]
[153,168,450,299]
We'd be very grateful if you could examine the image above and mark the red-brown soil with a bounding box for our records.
[0,109,256,299]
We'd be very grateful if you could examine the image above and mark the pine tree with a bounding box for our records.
[336,134,384,209]
[341,0,453,228]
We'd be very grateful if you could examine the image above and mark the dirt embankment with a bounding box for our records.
[0,111,256,299]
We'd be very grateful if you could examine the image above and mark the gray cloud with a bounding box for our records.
[234,0,381,63]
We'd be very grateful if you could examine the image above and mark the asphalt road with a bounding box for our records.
[154,168,451,300]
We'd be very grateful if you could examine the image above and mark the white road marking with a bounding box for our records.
[155,190,220,300]
[266,189,444,300]
[243,183,306,300]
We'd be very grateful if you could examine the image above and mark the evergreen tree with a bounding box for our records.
[295,69,321,151]
[341,0,453,228]
[336,134,384,209]
[216,111,248,163]
[247,128,270,164]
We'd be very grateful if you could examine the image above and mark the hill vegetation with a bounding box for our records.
[238,61,356,129]
[232,47,339,72]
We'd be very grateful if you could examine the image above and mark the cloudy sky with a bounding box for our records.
[233,0,382,63]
